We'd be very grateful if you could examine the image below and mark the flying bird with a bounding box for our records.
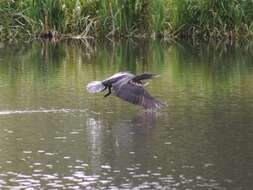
[86,72,165,110]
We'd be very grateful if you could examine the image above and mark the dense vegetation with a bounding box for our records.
[1,0,253,42]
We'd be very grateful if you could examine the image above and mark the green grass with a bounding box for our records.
[1,0,253,41]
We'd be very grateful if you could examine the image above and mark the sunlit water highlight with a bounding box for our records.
[0,41,252,189]
[0,109,87,115]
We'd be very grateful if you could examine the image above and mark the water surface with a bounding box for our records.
[0,41,252,189]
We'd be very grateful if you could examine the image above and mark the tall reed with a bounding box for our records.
[1,0,253,41]
[169,0,253,40]
[30,0,65,32]
[0,0,34,40]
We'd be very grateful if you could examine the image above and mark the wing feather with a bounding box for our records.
[113,81,164,110]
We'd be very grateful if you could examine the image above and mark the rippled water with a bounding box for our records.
[0,41,252,189]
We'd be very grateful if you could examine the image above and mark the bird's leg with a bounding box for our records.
[104,86,111,97]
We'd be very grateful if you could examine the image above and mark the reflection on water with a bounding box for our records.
[0,40,253,189]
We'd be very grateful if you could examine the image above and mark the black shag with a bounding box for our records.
[86,72,165,110]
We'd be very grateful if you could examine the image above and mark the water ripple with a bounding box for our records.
[0,108,87,115]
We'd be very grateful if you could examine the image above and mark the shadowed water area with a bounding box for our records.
[0,41,252,189]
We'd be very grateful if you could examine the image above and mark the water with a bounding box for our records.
[0,41,252,189]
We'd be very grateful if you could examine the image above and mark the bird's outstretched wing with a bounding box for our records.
[113,81,164,110]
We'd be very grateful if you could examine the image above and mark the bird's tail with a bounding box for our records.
[86,81,105,93]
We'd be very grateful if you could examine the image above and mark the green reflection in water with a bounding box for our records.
[0,40,252,189]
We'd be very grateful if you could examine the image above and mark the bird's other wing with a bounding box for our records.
[132,73,159,83]
[113,81,165,110]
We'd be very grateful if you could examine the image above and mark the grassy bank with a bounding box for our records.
[1,0,253,42]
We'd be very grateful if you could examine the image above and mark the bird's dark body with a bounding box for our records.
[87,72,164,110]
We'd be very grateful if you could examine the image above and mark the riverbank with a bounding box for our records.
[1,0,253,42]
